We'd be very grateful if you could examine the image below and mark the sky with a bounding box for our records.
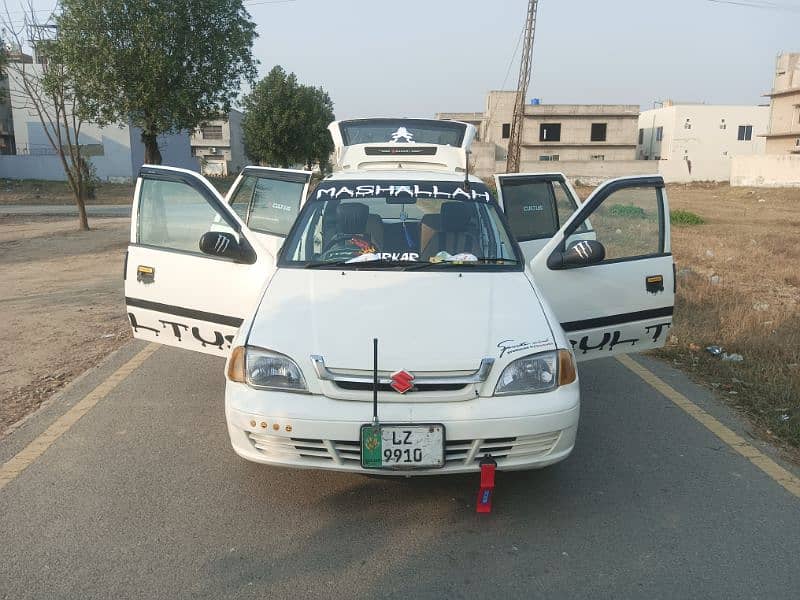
[13,0,800,119]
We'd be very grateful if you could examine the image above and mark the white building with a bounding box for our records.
[0,51,198,182]
[190,109,246,177]
[637,101,768,181]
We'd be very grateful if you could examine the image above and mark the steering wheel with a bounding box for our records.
[320,234,381,261]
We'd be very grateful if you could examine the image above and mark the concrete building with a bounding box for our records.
[764,53,800,154]
[637,101,768,181]
[0,50,197,181]
[437,90,640,176]
[190,109,246,177]
[731,52,800,187]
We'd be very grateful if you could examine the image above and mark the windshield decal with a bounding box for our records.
[347,252,420,263]
[315,184,491,202]
[390,127,415,143]
[497,338,552,358]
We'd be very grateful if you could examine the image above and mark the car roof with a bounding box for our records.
[323,170,486,183]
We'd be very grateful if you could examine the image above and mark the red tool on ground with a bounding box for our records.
[476,455,497,513]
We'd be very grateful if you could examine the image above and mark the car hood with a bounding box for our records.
[247,268,556,373]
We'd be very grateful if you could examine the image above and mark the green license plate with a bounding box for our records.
[360,424,445,469]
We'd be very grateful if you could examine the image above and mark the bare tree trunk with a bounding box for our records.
[76,177,89,230]
[141,131,162,165]
[75,193,89,230]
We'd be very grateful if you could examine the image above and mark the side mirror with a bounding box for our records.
[199,231,254,263]
[547,239,606,270]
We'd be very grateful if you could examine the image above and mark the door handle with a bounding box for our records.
[137,265,155,284]
[646,274,664,294]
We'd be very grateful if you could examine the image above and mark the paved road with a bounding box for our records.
[1,343,798,599]
[0,204,130,217]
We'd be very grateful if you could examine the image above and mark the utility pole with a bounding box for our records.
[505,0,539,173]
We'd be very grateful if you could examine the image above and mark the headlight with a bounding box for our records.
[245,347,308,392]
[494,350,566,396]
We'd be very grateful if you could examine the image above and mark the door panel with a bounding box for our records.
[494,172,585,262]
[530,175,674,362]
[226,166,312,258]
[125,166,271,357]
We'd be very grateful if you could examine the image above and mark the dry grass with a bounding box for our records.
[0,178,134,205]
[0,176,238,205]
[578,181,800,451]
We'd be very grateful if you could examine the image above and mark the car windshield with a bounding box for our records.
[279,180,521,269]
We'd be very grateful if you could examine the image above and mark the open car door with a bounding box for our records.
[225,166,312,258]
[530,175,674,362]
[125,166,279,357]
[494,172,592,263]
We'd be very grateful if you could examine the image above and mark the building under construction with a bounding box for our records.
[437,91,640,173]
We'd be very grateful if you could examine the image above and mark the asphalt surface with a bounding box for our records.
[1,342,798,600]
[0,204,130,217]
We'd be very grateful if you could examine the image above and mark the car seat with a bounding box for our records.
[421,202,477,259]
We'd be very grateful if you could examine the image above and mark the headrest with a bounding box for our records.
[440,202,472,232]
[420,213,441,230]
[337,203,369,234]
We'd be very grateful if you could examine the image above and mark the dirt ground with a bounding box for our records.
[0,216,131,435]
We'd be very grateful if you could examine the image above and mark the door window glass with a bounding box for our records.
[247,177,305,237]
[501,179,587,242]
[229,175,256,220]
[553,181,588,233]
[502,181,558,241]
[138,178,234,253]
[572,186,663,261]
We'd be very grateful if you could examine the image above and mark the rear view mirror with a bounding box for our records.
[547,240,605,270]
[199,231,254,263]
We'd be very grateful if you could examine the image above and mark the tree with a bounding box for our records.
[299,85,335,172]
[53,0,258,164]
[1,5,92,230]
[242,66,335,170]
[0,36,7,101]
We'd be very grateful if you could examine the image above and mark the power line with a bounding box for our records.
[706,0,800,12]
[500,25,525,92]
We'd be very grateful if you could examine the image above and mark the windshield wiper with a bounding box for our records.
[304,260,353,269]
[305,257,520,270]
[403,257,520,270]
[472,257,521,264]
[305,259,411,269]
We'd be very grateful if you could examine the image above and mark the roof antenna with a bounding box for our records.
[463,149,472,192]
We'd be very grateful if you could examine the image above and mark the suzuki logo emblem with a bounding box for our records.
[390,370,415,394]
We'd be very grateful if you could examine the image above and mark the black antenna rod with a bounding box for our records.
[372,338,379,425]
[464,149,471,191]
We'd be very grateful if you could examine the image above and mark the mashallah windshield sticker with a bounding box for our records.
[316,184,491,202]
[347,252,420,263]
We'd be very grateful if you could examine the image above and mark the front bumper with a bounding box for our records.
[225,382,580,475]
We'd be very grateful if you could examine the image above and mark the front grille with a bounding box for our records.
[335,381,467,392]
[248,430,561,466]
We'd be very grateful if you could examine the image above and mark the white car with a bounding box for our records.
[124,118,674,475]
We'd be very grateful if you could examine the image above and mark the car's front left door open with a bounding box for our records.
[124,166,272,357]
